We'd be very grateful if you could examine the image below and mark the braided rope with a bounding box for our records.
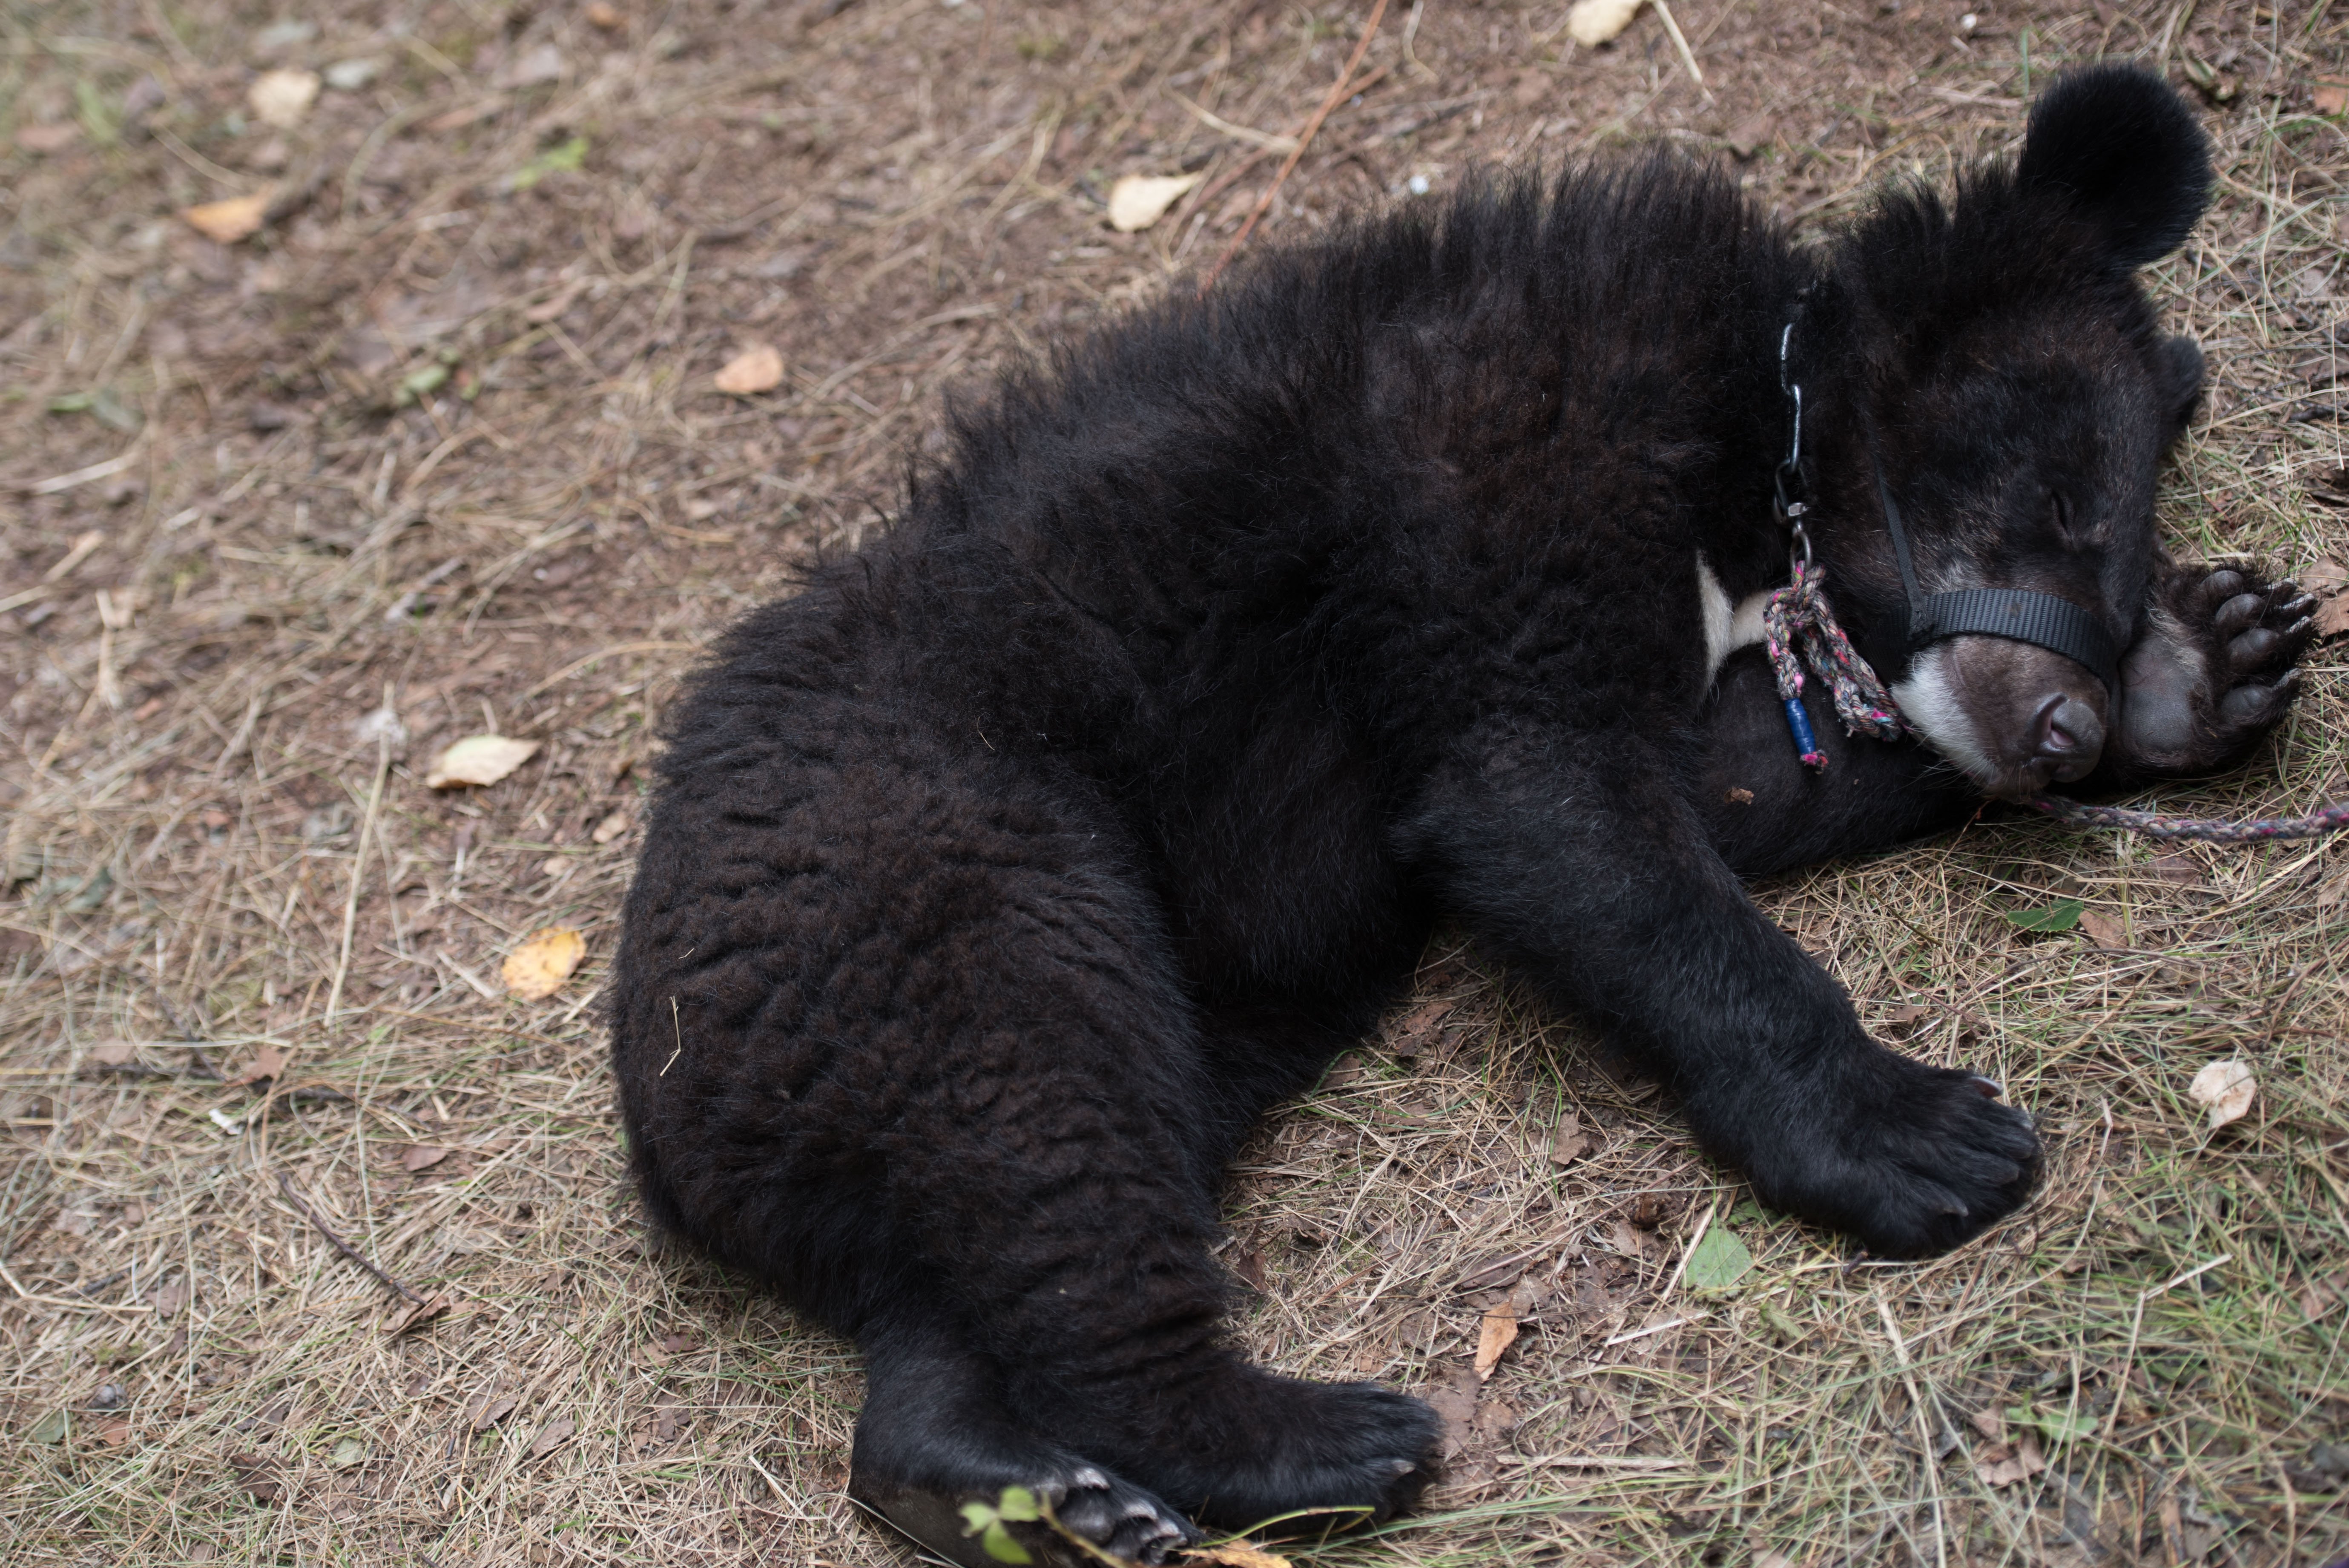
[2025,793,2349,843]
[1761,556,1908,770]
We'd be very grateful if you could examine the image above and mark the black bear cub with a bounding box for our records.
[613,64,2310,1566]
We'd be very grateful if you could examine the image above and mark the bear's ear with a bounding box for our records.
[2016,63,2212,267]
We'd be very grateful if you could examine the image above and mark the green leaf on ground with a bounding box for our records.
[512,136,589,190]
[2008,1403,2097,1443]
[2004,898,2084,933]
[959,1487,1040,1565]
[1685,1224,1754,1292]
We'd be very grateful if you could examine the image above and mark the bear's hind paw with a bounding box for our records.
[854,1456,1195,1568]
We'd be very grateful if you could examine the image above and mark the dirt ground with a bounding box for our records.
[3,0,2346,1563]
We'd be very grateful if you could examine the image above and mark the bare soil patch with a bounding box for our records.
[3,0,2345,1564]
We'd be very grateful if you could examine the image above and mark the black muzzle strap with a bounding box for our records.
[1871,456,2122,692]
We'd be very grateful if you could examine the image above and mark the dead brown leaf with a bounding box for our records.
[1474,1303,1519,1380]
[1389,998,1454,1061]
[1181,1546,1292,1568]
[591,808,632,844]
[151,1279,187,1316]
[97,1419,132,1446]
[528,1416,577,1459]
[401,1144,451,1174]
[1230,1246,1268,1290]
[1423,1363,1481,1458]
[231,1045,288,1086]
[2315,79,2349,116]
[2079,910,2124,949]
[471,1389,519,1431]
[1969,1407,2004,1441]
[88,1040,137,1067]
[2315,594,2349,639]
[247,69,321,129]
[1106,173,1203,233]
[1625,1192,1674,1228]
[713,344,786,396]
[503,928,585,999]
[181,192,272,245]
[387,1292,452,1335]
[422,98,506,133]
[14,123,80,154]
[2301,556,2349,594]
[659,1333,703,1356]
[586,1,625,26]
[1457,1250,1532,1293]
[424,735,539,790]
[228,1451,284,1502]
[1566,0,1643,47]
[1973,1435,2048,1487]
[2188,1059,2256,1131]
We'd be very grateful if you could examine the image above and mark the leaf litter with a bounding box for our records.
[2,3,2344,1565]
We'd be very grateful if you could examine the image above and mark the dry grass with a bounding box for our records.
[3,0,2345,1564]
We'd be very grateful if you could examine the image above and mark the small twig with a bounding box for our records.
[1875,1295,1949,1568]
[324,684,395,1027]
[71,1268,129,1299]
[1200,0,1392,294]
[1649,0,1711,98]
[275,1171,423,1305]
[2103,1254,2231,1445]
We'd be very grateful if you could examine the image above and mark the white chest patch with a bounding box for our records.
[1697,556,1775,687]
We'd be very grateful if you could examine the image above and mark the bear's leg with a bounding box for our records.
[849,1298,1197,1568]
[1404,736,2040,1258]
[1694,646,1982,876]
[2084,559,2314,788]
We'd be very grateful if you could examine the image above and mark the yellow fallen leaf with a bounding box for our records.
[503,927,585,1000]
[1566,0,1644,46]
[1108,173,1203,233]
[248,68,321,129]
[2188,1059,2255,1132]
[1181,1546,1292,1568]
[181,192,272,244]
[713,344,785,396]
[424,735,540,789]
[1474,1302,1519,1380]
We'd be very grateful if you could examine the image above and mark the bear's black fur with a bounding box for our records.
[611,64,2311,1567]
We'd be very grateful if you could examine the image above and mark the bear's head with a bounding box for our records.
[1799,63,2212,800]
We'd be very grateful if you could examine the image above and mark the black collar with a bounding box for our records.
[1778,318,2121,692]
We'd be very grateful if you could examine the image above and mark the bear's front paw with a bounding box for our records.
[1738,1052,2042,1259]
[2107,563,2315,781]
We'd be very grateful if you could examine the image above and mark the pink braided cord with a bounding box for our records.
[2027,793,2349,843]
[1761,557,1908,754]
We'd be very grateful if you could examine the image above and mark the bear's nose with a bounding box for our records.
[2030,694,2103,781]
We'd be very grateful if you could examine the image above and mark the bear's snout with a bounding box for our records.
[1893,638,2112,799]
[2029,692,2104,783]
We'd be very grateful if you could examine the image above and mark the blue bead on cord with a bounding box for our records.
[1780,697,1827,770]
